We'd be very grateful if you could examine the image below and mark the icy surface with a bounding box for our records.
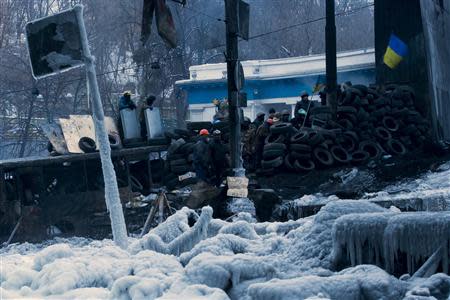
[2,199,450,299]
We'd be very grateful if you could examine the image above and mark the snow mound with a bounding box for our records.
[286,200,387,269]
[185,252,276,291]
[384,213,450,274]
[179,234,250,266]
[248,265,406,300]
[156,284,230,300]
[33,244,74,271]
[129,206,213,256]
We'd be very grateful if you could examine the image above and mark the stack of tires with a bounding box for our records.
[163,138,197,190]
[258,84,431,176]
[261,122,296,173]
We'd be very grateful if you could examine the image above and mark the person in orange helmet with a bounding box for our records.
[193,129,212,182]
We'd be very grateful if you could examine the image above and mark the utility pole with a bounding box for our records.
[225,0,244,176]
[325,0,338,119]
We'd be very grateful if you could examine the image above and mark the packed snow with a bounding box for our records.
[2,199,450,299]
[3,162,450,299]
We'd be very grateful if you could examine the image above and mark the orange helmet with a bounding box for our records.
[199,129,209,136]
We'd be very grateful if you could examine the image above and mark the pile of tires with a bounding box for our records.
[163,138,197,190]
[259,84,431,176]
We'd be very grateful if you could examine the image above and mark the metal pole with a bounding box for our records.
[225,0,244,176]
[74,5,128,249]
[326,0,338,119]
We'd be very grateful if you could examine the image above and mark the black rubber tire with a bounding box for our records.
[264,143,287,152]
[187,153,194,163]
[167,153,185,160]
[187,121,212,131]
[148,137,170,146]
[165,131,181,140]
[294,159,315,172]
[382,116,399,132]
[79,137,97,153]
[317,129,337,141]
[261,156,284,169]
[170,158,189,167]
[265,134,285,144]
[212,121,230,131]
[290,143,312,153]
[130,175,144,193]
[291,131,309,144]
[343,131,360,143]
[312,147,334,166]
[359,141,382,160]
[284,154,296,171]
[352,84,368,96]
[171,164,192,175]
[330,146,351,164]
[337,106,357,114]
[307,131,324,146]
[47,141,54,153]
[263,149,285,160]
[179,142,195,154]
[337,135,356,152]
[338,119,354,130]
[351,150,370,164]
[291,151,312,160]
[310,106,332,115]
[384,139,407,156]
[174,129,192,138]
[375,127,392,141]
[270,122,293,134]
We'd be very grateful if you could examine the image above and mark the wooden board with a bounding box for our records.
[59,118,82,153]
[70,115,96,140]
[40,122,69,154]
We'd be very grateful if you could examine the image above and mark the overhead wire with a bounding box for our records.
[0,2,374,97]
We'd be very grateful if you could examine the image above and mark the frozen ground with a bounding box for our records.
[2,163,450,299]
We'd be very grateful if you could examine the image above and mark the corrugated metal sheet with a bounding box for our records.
[420,0,450,141]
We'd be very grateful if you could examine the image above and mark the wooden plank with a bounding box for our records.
[59,118,82,153]
[70,115,96,143]
[0,145,169,169]
[40,122,69,154]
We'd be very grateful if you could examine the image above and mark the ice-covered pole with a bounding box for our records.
[74,5,128,249]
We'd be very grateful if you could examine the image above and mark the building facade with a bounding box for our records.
[176,49,376,122]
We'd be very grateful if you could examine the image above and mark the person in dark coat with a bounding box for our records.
[209,130,229,186]
[293,90,314,128]
[253,112,265,129]
[138,95,156,139]
[193,129,212,183]
[119,91,136,111]
[281,109,291,123]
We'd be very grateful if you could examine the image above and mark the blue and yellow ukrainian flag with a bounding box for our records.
[313,74,327,93]
[384,34,408,69]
